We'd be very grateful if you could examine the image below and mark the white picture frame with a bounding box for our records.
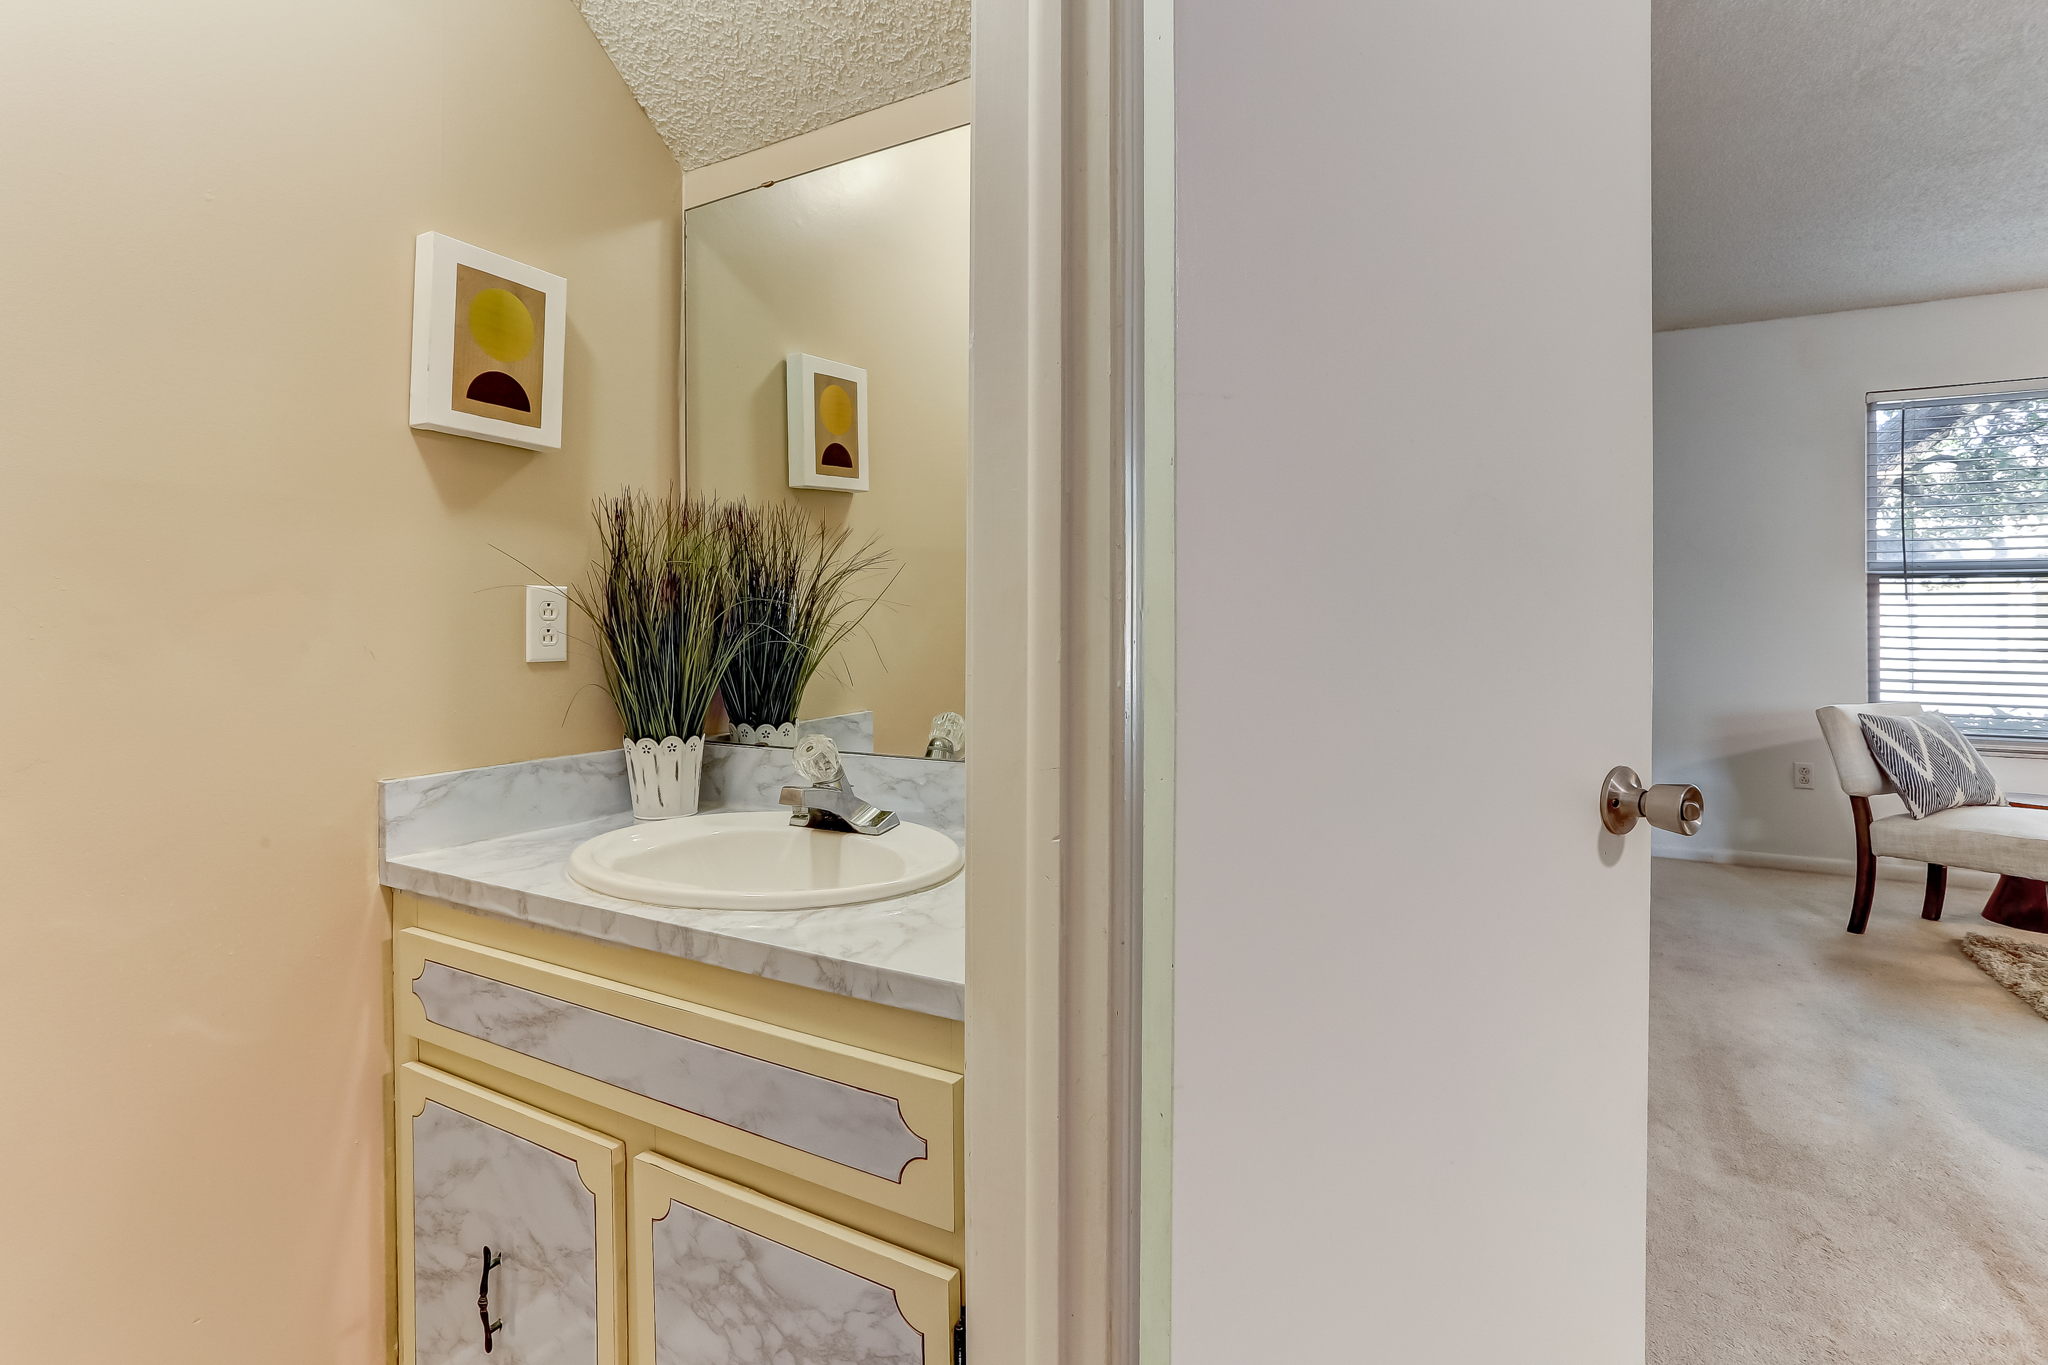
[410,232,567,451]
[785,353,870,491]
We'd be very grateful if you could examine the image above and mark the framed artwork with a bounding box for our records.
[410,232,566,450]
[785,353,870,491]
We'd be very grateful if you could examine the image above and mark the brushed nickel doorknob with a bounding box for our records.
[1601,766,1704,836]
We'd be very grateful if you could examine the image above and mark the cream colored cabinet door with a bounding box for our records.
[398,1064,625,1365]
[632,1152,961,1365]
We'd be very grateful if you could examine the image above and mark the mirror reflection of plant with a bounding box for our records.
[716,500,895,733]
[571,490,742,743]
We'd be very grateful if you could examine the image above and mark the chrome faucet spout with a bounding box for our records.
[778,782,901,835]
[779,734,899,834]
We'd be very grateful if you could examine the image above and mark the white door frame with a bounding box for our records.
[965,0,1165,1358]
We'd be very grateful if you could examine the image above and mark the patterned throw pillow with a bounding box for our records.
[1858,712,2005,819]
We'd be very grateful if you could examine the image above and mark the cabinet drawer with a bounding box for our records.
[396,928,960,1229]
[631,1152,959,1365]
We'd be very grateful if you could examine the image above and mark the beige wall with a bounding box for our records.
[684,129,968,756]
[0,3,677,1360]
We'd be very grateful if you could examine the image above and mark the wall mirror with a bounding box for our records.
[685,126,969,760]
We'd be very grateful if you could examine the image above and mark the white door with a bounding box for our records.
[1171,1,1654,1361]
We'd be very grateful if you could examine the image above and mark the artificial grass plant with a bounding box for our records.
[570,490,742,743]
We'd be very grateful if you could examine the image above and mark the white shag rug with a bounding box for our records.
[1960,932,2048,1022]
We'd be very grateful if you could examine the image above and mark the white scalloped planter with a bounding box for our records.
[624,736,704,820]
[729,721,798,748]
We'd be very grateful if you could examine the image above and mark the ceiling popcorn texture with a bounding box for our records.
[1657,0,2048,329]
[576,0,970,171]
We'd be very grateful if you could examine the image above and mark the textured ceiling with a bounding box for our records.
[576,0,970,171]
[1656,0,2048,330]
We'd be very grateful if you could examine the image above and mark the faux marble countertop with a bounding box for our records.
[380,750,966,1020]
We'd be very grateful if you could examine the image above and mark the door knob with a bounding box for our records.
[1601,767,1703,836]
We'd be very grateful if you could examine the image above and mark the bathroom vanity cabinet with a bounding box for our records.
[390,892,965,1365]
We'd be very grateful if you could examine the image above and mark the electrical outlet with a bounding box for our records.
[1792,761,1816,790]
[525,585,568,663]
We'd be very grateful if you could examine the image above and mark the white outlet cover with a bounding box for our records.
[1792,762,1815,790]
[525,585,569,663]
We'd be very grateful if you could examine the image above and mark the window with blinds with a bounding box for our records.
[1869,388,2048,743]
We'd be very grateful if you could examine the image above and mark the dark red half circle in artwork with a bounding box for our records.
[466,370,532,412]
[820,442,854,468]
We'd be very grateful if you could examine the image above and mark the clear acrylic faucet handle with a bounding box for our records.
[793,734,842,784]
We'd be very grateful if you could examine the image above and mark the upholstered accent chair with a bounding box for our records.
[1817,702,2048,934]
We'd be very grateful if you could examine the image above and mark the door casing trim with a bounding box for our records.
[965,0,1159,1358]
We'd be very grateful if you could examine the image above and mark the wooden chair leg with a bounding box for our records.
[1847,795,1876,934]
[1848,851,1877,933]
[1922,864,1947,921]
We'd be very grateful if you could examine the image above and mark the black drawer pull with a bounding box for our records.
[477,1246,504,1353]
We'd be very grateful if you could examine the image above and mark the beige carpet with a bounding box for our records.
[1652,859,2048,1364]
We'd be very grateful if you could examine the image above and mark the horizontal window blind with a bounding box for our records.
[1869,392,2048,742]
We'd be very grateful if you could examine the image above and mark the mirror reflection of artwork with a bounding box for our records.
[410,233,566,450]
[787,353,870,490]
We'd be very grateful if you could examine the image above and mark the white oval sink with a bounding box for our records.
[567,811,962,910]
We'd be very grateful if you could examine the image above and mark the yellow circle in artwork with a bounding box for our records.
[469,288,536,364]
[818,383,855,437]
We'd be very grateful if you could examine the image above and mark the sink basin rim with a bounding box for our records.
[567,810,962,910]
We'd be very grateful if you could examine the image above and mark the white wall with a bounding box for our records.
[1655,288,2048,869]
[1174,0,1651,1360]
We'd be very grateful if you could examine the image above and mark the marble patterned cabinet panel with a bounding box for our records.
[399,930,961,1228]
[631,1153,959,1365]
[414,962,926,1179]
[400,1065,623,1365]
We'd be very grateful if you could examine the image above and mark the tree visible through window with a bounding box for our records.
[1869,391,2048,742]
